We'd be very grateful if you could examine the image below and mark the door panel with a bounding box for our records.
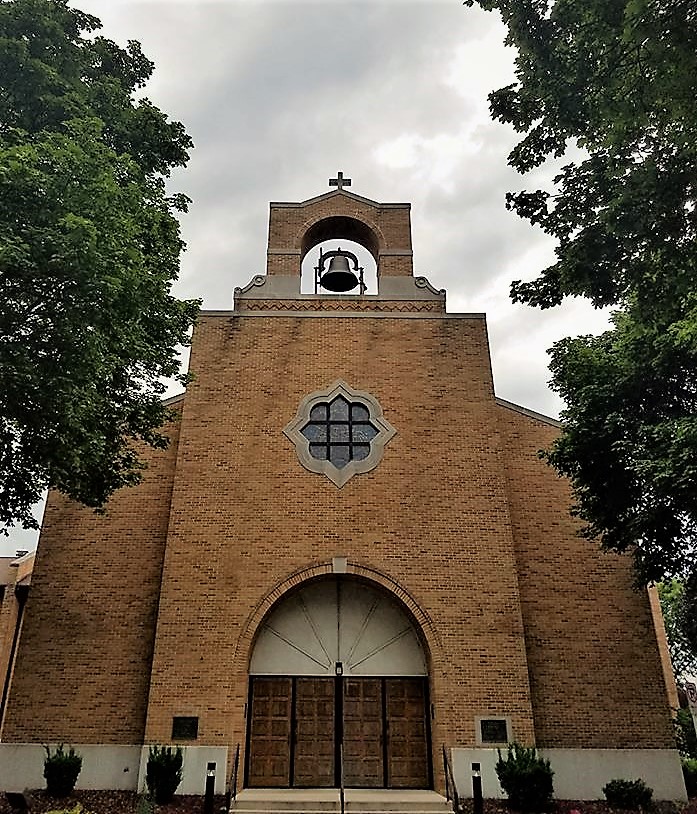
[247,676,430,789]
[247,678,292,787]
[342,677,383,787]
[385,678,429,788]
[293,678,336,787]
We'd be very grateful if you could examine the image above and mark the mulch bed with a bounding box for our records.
[457,801,697,814]
[0,793,694,814]
[0,790,227,814]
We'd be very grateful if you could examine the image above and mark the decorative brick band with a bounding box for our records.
[236,299,444,313]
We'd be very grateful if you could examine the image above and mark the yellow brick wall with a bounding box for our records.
[2,411,182,743]
[3,309,675,760]
[142,313,537,765]
[0,188,675,774]
[496,403,674,748]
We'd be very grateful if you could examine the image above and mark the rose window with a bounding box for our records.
[284,381,396,487]
[300,396,379,469]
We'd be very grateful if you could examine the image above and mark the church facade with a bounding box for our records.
[0,184,686,799]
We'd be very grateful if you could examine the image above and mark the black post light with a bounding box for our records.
[472,762,483,814]
[203,761,216,814]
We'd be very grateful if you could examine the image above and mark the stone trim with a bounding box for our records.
[162,392,185,407]
[200,310,486,320]
[235,275,266,295]
[283,379,396,487]
[270,189,411,209]
[495,397,561,428]
[451,747,686,801]
[234,271,445,304]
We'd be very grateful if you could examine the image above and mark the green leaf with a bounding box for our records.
[0,0,199,530]
[466,0,697,586]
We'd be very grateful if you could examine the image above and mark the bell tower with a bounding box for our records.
[234,173,446,309]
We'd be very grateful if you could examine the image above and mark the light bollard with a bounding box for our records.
[472,762,483,814]
[204,761,216,814]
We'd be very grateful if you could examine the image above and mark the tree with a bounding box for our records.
[657,579,697,681]
[0,0,199,530]
[463,0,697,590]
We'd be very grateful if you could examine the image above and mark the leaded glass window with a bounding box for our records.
[301,396,379,469]
[284,380,396,487]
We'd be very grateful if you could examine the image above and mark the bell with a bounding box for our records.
[320,254,359,292]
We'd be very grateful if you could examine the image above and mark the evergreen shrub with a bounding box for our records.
[136,791,155,814]
[495,742,554,811]
[602,778,654,809]
[146,745,184,804]
[43,745,82,798]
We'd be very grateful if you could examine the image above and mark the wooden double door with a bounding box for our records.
[246,676,431,788]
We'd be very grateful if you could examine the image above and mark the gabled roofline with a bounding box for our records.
[162,386,560,426]
[270,189,410,210]
[495,397,562,428]
[163,392,185,407]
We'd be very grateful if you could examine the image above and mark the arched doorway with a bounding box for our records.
[246,577,432,789]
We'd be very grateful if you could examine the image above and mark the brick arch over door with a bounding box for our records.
[250,576,427,676]
[233,561,443,672]
[244,573,434,790]
[236,562,441,671]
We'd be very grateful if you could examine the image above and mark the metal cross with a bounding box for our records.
[329,171,351,190]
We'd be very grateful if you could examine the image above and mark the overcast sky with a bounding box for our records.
[4,0,611,556]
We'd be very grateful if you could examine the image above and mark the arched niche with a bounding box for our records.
[249,576,427,677]
[300,216,381,264]
[300,238,377,294]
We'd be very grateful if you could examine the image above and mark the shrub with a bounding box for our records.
[146,745,184,804]
[495,742,554,811]
[683,758,697,798]
[136,792,155,814]
[675,708,697,759]
[602,778,654,809]
[43,745,82,798]
[46,806,92,814]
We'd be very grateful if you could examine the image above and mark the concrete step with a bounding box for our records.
[233,810,449,814]
[231,789,451,814]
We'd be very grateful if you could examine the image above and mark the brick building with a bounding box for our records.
[0,550,33,731]
[0,183,685,799]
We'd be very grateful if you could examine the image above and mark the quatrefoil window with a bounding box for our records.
[301,397,378,468]
[284,381,396,487]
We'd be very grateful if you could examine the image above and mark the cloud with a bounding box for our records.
[74,3,606,412]
[5,1,609,553]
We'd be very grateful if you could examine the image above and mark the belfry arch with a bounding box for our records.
[299,216,382,265]
[245,576,433,790]
[263,188,416,281]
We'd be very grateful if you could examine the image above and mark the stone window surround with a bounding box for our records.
[475,715,512,746]
[284,380,396,487]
